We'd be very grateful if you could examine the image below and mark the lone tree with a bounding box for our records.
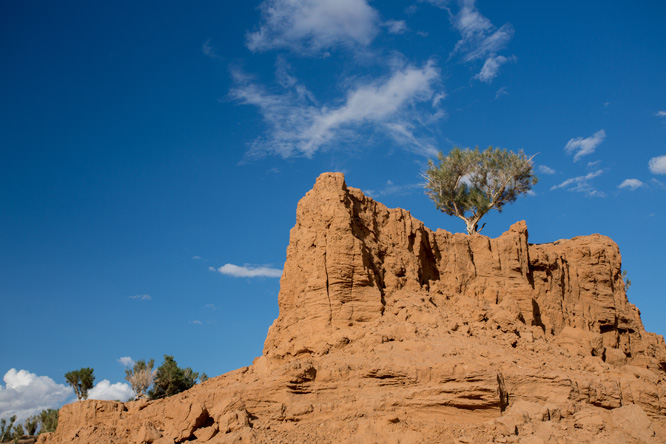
[64,368,95,401]
[125,359,157,399]
[424,146,537,235]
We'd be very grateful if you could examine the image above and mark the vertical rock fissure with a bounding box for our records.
[497,372,509,412]
[323,237,332,324]
[349,247,355,321]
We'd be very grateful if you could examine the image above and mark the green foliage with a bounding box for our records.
[1,415,16,441]
[37,409,59,434]
[0,416,26,442]
[12,423,24,440]
[200,372,209,383]
[24,415,39,436]
[149,355,199,400]
[622,270,632,290]
[65,367,95,401]
[424,146,538,234]
[125,359,156,399]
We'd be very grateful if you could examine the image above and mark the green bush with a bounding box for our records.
[149,355,199,400]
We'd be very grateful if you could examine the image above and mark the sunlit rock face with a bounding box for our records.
[40,173,666,444]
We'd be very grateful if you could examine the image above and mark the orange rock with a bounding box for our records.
[40,173,666,444]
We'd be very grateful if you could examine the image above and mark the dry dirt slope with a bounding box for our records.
[40,172,666,443]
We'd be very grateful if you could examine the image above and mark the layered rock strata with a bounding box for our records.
[40,173,666,444]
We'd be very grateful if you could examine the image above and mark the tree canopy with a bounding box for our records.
[149,355,199,400]
[125,359,156,400]
[424,146,537,235]
[37,409,59,434]
[64,368,95,401]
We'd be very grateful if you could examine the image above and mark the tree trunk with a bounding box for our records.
[465,218,479,235]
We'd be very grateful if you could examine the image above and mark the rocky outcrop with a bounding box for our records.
[40,173,666,443]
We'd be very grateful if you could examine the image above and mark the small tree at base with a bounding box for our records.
[149,355,199,400]
[64,368,95,401]
[1,415,17,441]
[424,146,538,235]
[24,415,39,436]
[37,409,59,434]
[125,359,156,399]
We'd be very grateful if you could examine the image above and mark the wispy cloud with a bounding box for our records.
[129,294,151,301]
[364,180,423,198]
[383,20,407,34]
[383,122,439,157]
[117,356,135,367]
[0,369,72,422]
[231,60,442,158]
[651,178,665,188]
[420,0,450,8]
[211,264,283,278]
[495,86,509,99]
[202,39,218,58]
[654,111,666,117]
[192,320,203,325]
[618,179,644,191]
[564,129,606,162]
[474,55,515,83]
[551,169,604,197]
[246,0,379,53]
[450,0,514,82]
[204,304,217,310]
[649,155,666,174]
[537,165,556,175]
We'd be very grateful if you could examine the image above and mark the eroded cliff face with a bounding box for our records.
[265,173,664,370]
[39,173,666,444]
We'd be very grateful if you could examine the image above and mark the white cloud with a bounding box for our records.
[213,264,283,278]
[654,111,666,117]
[383,20,407,34]
[551,169,604,197]
[452,0,514,63]
[564,129,606,162]
[0,369,72,422]
[87,380,134,402]
[537,165,556,175]
[618,179,644,191]
[129,294,151,301]
[475,55,514,83]
[204,304,217,310]
[246,0,379,53]
[231,61,442,158]
[117,357,134,367]
[648,155,666,174]
[192,320,203,325]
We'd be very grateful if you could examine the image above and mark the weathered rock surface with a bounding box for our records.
[40,173,666,443]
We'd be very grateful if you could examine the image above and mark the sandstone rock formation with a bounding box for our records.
[39,173,666,443]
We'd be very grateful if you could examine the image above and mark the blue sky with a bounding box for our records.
[1,0,665,420]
